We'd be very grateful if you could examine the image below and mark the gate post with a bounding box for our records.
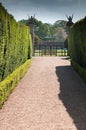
[28,16,35,56]
[66,15,74,34]
[66,15,74,56]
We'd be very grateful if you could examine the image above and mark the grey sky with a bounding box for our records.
[0,0,86,23]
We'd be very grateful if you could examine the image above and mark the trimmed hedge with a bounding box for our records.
[0,3,32,81]
[68,17,86,68]
[0,59,31,108]
[71,60,86,82]
[68,17,86,82]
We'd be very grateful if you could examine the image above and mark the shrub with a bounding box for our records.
[0,59,31,108]
[0,3,32,81]
[71,60,86,83]
[68,17,86,83]
[68,17,86,68]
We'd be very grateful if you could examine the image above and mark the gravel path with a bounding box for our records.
[0,56,86,130]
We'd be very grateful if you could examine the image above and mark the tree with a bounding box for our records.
[19,18,68,42]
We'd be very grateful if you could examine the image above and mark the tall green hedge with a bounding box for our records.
[68,17,86,82]
[0,3,32,81]
[69,17,86,68]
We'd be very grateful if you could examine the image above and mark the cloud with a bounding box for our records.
[0,0,85,11]
[29,0,79,8]
[0,0,86,23]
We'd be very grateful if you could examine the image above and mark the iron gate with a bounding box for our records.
[34,42,68,56]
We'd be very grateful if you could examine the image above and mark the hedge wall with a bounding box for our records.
[68,17,86,82]
[0,59,31,108]
[0,3,32,81]
[68,17,86,67]
[71,60,86,82]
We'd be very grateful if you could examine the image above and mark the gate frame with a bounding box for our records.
[34,42,68,56]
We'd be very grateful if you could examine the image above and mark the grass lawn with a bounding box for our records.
[34,49,68,56]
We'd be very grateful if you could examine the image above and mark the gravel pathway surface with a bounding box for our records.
[0,56,86,130]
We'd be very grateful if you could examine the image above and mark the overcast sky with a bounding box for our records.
[0,0,86,24]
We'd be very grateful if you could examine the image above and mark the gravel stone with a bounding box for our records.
[0,56,86,130]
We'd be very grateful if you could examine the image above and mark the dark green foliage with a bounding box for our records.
[34,35,40,45]
[0,3,32,81]
[0,59,31,108]
[20,18,67,42]
[64,37,68,49]
[69,17,86,82]
[53,20,67,29]
[69,17,86,68]
[71,60,86,83]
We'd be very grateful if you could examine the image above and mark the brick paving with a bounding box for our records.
[0,57,86,130]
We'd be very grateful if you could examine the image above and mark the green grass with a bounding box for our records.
[34,49,68,56]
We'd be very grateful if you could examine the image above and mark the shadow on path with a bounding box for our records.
[55,65,86,130]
